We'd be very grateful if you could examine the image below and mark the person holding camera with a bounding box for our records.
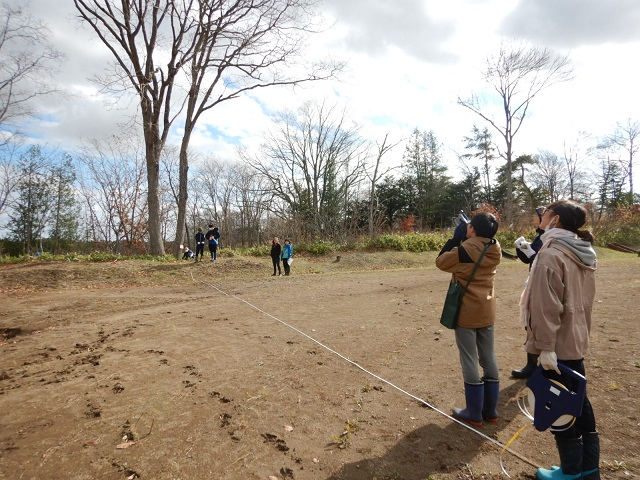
[436,212,502,426]
[522,201,599,480]
[511,206,546,378]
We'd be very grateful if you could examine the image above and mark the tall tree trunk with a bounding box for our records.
[173,133,191,258]
[144,125,165,256]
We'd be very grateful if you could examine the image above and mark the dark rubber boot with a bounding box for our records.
[582,432,600,479]
[482,380,499,422]
[511,353,539,379]
[452,383,484,426]
[537,436,583,480]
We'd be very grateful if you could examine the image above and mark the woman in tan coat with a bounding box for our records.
[436,212,501,426]
[523,201,599,480]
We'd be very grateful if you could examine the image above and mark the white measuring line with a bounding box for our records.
[191,271,540,472]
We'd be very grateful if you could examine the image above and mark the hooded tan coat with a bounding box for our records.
[436,236,502,329]
[525,242,597,360]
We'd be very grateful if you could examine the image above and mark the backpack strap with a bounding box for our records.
[460,240,494,295]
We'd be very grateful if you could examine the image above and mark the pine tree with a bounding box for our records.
[8,146,53,255]
[49,155,79,254]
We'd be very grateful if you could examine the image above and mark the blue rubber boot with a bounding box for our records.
[482,379,499,422]
[537,436,583,480]
[452,383,483,426]
[581,432,600,479]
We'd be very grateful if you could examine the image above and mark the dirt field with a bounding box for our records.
[0,250,638,480]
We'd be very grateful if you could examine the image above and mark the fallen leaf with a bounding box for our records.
[269,476,278,480]
[284,425,294,432]
[116,441,136,449]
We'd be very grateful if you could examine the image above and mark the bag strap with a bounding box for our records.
[460,240,494,294]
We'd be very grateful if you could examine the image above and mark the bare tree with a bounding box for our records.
[242,100,369,239]
[0,1,63,140]
[0,139,21,215]
[74,0,342,256]
[458,40,573,222]
[562,132,591,201]
[530,150,568,203]
[77,134,148,253]
[366,134,400,236]
[231,163,271,246]
[600,119,640,198]
[199,155,234,239]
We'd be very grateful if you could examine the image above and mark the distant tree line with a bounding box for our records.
[1,105,638,255]
[0,2,638,256]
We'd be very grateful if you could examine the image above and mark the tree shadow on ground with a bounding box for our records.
[326,382,538,480]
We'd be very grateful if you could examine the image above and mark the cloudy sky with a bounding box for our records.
[21,0,640,184]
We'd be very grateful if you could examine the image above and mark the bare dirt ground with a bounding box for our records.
[0,250,638,480]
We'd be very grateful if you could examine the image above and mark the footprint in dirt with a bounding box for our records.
[262,433,289,452]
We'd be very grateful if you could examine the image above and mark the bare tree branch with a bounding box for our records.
[458,40,573,222]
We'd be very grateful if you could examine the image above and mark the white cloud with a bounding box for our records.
[501,0,640,47]
[9,0,640,191]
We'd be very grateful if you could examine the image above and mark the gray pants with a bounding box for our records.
[455,325,499,384]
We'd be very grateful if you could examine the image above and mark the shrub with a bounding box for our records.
[297,240,335,255]
[366,234,406,251]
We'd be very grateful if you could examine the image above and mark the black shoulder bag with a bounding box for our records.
[439,241,492,329]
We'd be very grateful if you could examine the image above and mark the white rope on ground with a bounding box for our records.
[190,270,540,473]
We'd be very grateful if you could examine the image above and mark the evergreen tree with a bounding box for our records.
[493,154,537,217]
[446,169,482,220]
[376,176,415,229]
[49,155,79,253]
[8,146,53,254]
[462,126,497,204]
[402,129,451,228]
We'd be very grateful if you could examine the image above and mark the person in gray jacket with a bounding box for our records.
[522,200,600,480]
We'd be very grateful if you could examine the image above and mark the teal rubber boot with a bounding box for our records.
[537,436,583,480]
[581,432,600,479]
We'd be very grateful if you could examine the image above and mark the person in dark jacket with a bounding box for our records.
[194,227,206,262]
[511,206,545,378]
[270,237,282,276]
[436,212,501,426]
[212,227,221,247]
[205,224,218,261]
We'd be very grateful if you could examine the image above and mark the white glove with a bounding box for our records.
[515,236,535,258]
[538,351,560,374]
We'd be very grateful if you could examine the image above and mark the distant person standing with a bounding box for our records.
[194,227,206,262]
[206,224,218,261]
[281,239,293,276]
[212,226,221,248]
[270,237,282,276]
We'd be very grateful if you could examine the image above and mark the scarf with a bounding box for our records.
[518,228,578,327]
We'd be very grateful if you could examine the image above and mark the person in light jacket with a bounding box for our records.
[281,239,292,276]
[436,212,501,426]
[523,201,600,480]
